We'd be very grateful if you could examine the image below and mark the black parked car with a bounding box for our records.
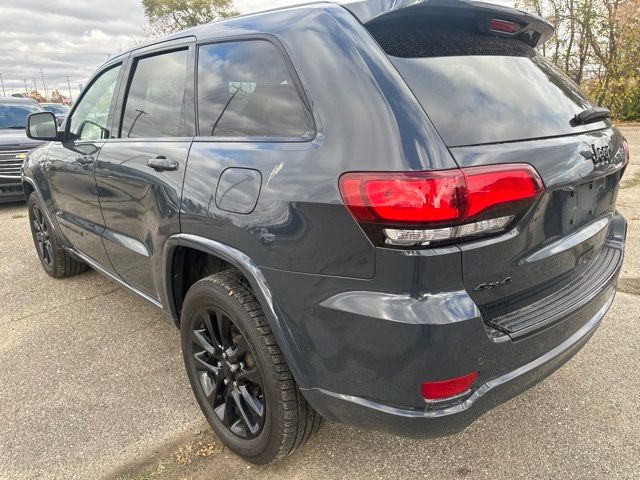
[23,0,628,464]
[0,97,45,202]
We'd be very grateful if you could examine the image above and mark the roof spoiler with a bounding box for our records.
[341,0,554,48]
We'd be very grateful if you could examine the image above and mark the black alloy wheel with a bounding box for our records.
[191,306,265,438]
[181,271,323,464]
[27,192,87,278]
[31,202,53,268]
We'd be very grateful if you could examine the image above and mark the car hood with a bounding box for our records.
[0,128,46,149]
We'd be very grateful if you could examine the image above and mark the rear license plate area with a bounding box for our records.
[561,175,618,231]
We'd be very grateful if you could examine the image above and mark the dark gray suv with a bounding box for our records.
[23,0,628,464]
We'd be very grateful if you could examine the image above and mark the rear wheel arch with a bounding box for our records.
[163,234,311,389]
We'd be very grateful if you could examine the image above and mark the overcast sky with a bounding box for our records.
[0,0,512,101]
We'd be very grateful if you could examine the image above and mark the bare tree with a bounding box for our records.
[517,0,640,119]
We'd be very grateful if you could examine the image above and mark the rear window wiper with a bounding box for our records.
[570,107,611,126]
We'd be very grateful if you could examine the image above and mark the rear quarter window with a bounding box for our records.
[196,40,314,140]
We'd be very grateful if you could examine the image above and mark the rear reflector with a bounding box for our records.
[489,18,523,34]
[422,372,479,401]
[339,164,544,245]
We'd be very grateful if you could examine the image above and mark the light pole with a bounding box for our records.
[40,68,48,101]
[65,76,73,102]
[0,73,5,96]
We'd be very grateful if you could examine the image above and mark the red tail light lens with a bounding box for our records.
[340,171,465,224]
[421,371,478,401]
[339,165,544,246]
[489,18,523,34]
[340,164,543,224]
[463,165,544,218]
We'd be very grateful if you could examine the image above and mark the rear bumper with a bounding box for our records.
[300,288,613,437]
[264,212,625,436]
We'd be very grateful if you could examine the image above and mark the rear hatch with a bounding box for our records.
[362,0,628,337]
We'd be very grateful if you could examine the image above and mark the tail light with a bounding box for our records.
[339,164,544,247]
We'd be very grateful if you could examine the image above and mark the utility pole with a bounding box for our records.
[32,79,37,91]
[0,73,5,96]
[65,76,73,102]
[40,68,48,101]
[23,79,28,94]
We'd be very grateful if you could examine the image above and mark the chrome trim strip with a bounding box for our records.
[101,227,151,257]
[0,150,29,155]
[522,215,611,264]
[423,389,472,406]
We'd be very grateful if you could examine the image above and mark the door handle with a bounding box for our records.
[75,154,94,165]
[147,156,178,172]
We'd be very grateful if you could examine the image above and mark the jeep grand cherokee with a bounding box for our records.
[23,0,628,464]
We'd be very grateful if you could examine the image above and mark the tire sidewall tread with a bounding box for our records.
[27,193,86,279]
[180,270,322,464]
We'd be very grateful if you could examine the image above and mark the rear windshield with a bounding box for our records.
[368,22,606,147]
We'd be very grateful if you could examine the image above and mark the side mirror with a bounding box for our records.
[26,112,60,141]
[77,120,109,140]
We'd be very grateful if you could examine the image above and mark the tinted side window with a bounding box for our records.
[197,40,313,139]
[121,49,189,138]
[69,64,121,141]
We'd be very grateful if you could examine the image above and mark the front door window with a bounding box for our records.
[68,65,121,142]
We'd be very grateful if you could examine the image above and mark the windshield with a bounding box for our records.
[369,23,607,146]
[43,104,70,115]
[0,103,43,129]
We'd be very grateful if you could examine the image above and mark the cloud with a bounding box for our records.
[0,0,516,100]
[0,0,305,99]
[0,0,147,99]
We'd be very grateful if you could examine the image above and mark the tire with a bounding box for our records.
[27,193,87,278]
[181,270,323,464]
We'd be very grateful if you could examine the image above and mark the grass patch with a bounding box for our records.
[11,213,25,219]
[117,438,219,480]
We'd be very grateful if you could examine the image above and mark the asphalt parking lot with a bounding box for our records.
[1,126,639,480]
